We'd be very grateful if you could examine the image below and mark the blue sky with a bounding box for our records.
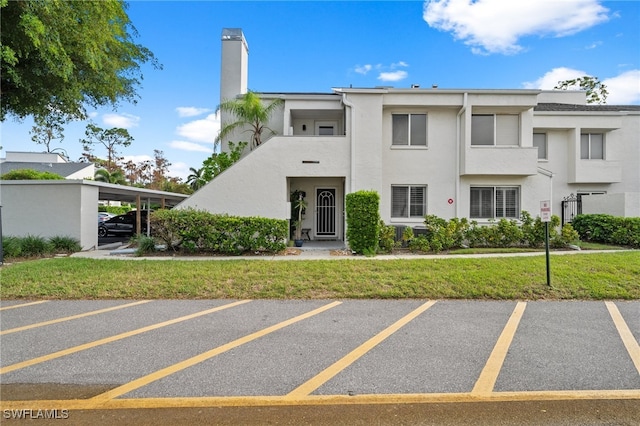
[2,0,639,181]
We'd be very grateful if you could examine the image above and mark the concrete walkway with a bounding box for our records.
[72,242,627,261]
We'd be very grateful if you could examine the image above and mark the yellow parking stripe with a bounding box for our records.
[1,300,151,335]
[0,300,251,375]
[90,301,342,402]
[6,389,638,412]
[472,301,527,395]
[286,300,437,399]
[606,301,640,375]
[0,300,49,311]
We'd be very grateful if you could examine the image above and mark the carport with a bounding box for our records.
[0,180,189,250]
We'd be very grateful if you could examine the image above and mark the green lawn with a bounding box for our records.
[1,251,638,300]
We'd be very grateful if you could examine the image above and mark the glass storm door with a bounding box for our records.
[316,188,336,237]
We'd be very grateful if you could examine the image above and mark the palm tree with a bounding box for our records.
[186,167,207,191]
[95,168,126,185]
[216,91,283,150]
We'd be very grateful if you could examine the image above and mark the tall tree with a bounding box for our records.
[554,76,608,104]
[80,123,133,172]
[29,110,66,152]
[1,0,160,121]
[216,91,283,150]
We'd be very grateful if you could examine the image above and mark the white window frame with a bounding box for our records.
[580,133,605,160]
[315,121,338,136]
[392,113,427,147]
[471,114,519,146]
[470,186,520,219]
[533,133,547,160]
[391,185,427,218]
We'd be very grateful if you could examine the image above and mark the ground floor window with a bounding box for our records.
[392,185,426,218]
[470,186,520,219]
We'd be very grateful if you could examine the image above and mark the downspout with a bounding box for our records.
[341,92,356,193]
[341,92,355,245]
[455,93,467,218]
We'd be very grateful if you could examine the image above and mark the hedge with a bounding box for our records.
[346,190,380,255]
[571,214,640,248]
[150,209,288,255]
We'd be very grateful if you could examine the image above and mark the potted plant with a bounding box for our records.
[292,194,308,247]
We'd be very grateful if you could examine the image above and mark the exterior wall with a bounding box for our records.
[0,181,99,250]
[179,135,351,219]
[288,177,345,240]
[533,111,638,218]
[66,165,95,180]
[4,152,67,163]
[582,192,640,217]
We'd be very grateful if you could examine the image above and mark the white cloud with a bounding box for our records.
[391,61,409,68]
[102,113,140,128]
[168,161,192,181]
[176,107,212,118]
[423,0,609,55]
[523,67,640,105]
[603,70,640,104]
[522,67,588,89]
[355,64,373,75]
[378,71,408,82]
[168,140,213,153]
[176,112,220,144]
[122,154,152,164]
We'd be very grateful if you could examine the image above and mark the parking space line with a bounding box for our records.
[1,300,151,335]
[472,301,526,395]
[0,300,252,375]
[0,300,49,311]
[285,300,437,399]
[89,301,342,403]
[606,301,640,375]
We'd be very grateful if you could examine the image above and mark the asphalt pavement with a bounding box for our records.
[1,298,639,424]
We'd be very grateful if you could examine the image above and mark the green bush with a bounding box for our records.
[1,169,65,180]
[150,209,287,255]
[48,236,81,253]
[408,235,431,252]
[134,235,157,256]
[19,235,52,256]
[2,236,22,258]
[378,221,396,253]
[572,214,640,248]
[345,191,380,255]
[99,206,131,215]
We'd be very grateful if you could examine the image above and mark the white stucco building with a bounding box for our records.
[180,28,640,243]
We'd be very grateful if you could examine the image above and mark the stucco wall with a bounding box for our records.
[1,181,99,250]
[582,192,640,217]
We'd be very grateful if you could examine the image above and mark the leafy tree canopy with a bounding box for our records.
[1,0,160,121]
[554,76,608,104]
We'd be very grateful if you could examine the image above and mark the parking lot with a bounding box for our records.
[1,299,639,423]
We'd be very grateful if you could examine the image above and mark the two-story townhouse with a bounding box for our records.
[179,28,640,243]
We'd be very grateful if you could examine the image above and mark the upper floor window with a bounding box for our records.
[581,133,604,159]
[470,186,520,219]
[471,114,519,146]
[533,133,547,160]
[392,114,427,146]
[392,185,427,218]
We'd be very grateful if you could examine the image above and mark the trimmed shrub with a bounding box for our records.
[345,191,380,254]
[150,209,288,255]
[572,214,640,248]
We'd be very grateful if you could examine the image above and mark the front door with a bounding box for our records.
[316,188,336,238]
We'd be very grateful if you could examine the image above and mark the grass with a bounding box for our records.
[0,251,638,300]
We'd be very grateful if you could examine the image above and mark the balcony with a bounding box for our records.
[461,146,538,176]
[569,159,622,183]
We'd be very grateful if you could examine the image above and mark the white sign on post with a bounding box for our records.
[540,200,551,222]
